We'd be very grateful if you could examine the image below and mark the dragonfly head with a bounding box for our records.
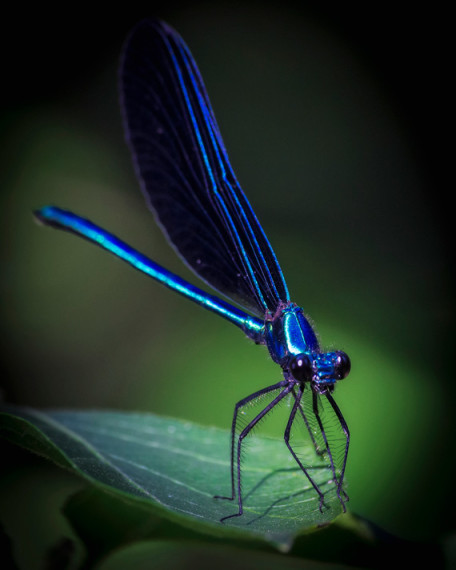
[289,350,350,391]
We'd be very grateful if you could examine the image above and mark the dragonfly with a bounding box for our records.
[35,19,351,522]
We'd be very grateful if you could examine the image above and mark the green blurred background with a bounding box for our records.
[1,0,453,546]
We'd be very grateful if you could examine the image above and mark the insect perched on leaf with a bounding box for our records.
[35,19,351,522]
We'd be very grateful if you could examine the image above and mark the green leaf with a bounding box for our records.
[0,406,345,551]
[94,540,350,570]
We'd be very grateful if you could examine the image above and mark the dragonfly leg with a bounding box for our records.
[312,392,348,511]
[217,382,291,523]
[325,391,350,505]
[214,380,288,504]
[291,386,324,457]
[285,386,326,512]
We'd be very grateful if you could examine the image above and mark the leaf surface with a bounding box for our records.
[0,406,345,550]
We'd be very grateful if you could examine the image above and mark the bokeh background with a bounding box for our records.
[1,0,453,547]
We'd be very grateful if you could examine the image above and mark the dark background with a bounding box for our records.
[1,0,453,546]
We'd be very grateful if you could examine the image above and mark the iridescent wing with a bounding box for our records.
[120,19,289,317]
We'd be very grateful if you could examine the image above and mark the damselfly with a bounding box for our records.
[35,19,351,522]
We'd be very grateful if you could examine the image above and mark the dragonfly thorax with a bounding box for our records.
[264,302,350,390]
[264,302,319,366]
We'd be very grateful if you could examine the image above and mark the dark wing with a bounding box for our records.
[119,19,289,317]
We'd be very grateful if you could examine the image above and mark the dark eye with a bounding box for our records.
[289,353,313,382]
[335,351,351,379]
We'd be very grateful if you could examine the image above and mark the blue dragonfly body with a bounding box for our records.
[36,20,351,521]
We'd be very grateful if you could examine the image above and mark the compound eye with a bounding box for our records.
[335,351,351,379]
[290,353,313,382]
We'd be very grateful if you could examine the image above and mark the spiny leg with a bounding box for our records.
[214,380,288,503]
[219,384,292,523]
[325,391,350,504]
[285,385,326,512]
[291,386,323,456]
[311,391,346,511]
